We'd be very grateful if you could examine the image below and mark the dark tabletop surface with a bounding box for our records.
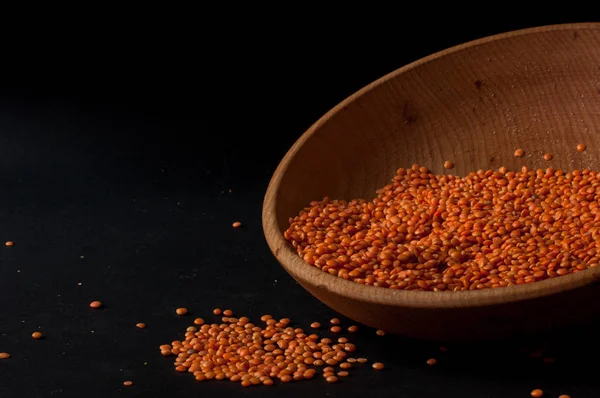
[1,13,599,398]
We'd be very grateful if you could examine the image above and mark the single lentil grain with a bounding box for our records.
[347,325,358,333]
[0,353,10,359]
[223,309,233,316]
[558,395,571,398]
[577,144,586,152]
[357,358,368,364]
[89,301,102,309]
[443,161,454,169]
[426,358,437,365]
[4,241,13,247]
[232,221,242,228]
[514,148,525,157]
[176,308,188,316]
[310,322,321,329]
[530,389,543,397]
[337,371,349,377]
[123,381,133,386]
[193,318,204,325]
[543,153,553,161]
[339,362,352,369]
[330,326,341,333]
[32,332,42,339]
[375,330,385,337]
[372,362,385,370]
[330,318,340,325]
[136,323,146,329]
[213,308,222,315]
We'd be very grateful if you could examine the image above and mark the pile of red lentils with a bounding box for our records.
[285,163,600,291]
[159,309,383,386]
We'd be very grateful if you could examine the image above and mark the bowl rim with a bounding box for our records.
[262,22,600,309]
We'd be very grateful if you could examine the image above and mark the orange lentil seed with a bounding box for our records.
[337,371,349,377]
[31,332,42,339]
[330,326,341,333]
[123,381,133,386]
[375,330,385,336]
[577,143,586,152]
[326,375,339,383]
[136,323,146,329]
[89,301,102,309]
[530,389,543,397]
[426,358,437,365]
[232,221,242,228]
[193,318,204,325]
[213,308,222,315]
[330,318,340,325]
[357,358,368,364]
[443,161,454,169]
[223,309,233,316]
[372,362,385,370]
[310,322,321,329]
[514,148,525,157]
[0,353,10,359]
[175,308,188,316]
[558,395,571,398]
[543,153,553,161]
[4,241,13,247]
[347,325,358,332]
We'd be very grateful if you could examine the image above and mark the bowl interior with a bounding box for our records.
[272,24,600,236]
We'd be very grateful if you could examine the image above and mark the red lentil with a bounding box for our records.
[347,325,358,333]
[330,318,340,325]
[357,358,368,364]
[213,308,222,315]
[530,389,543,397]
[310,322,321,329]
[376,330,385,337]
[159,311,379,387]
[136,323,146,329]
[558,395,571,398]
[223,309,233,316]
[330,326,341,333]
[443,161,454,169]
[285,164,600,292]
[89,301,102,309]
[193,318,204,325]
[426,358,437,365]
[123,381,133,386]
[176,308,188,316]
[577,144,586,152]
[543,153,553,161]
[4,241,13,247]
[31,332,42,339]
[372,362,385,370]
[0,353,10,359]
[514,148,525,157]
[232,221,242,228]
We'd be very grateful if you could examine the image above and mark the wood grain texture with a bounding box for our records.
[262,23,600,341]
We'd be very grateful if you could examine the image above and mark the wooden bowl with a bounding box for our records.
[262,23,600,341]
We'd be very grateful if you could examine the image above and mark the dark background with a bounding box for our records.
[1,14,599,398]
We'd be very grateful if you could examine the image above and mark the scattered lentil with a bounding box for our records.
[193,318,205,325]
[337,371,349,377]
[4,241,13,247]
[123,381,133,386]
[558,395,571,398]
[176,308,188,316]
[443,161,454,169]
[0,353,10,359]
[347,325,358,333]
[577,144,587,152]
[330,318,340,325]
[285,164,600,292]
[223,309,233,316]
[232,221,242,228]
[89,301,102,309]
[31,332,42,339]
[530,389,543,397]
[136,323,146,329]
[514,148,525,157]
[543,153,553,161]
[213,308,222,315]
[330,326,342,333]
[376,330,385,337]
[326,375,339,383]
[357,358,368,364]
[310,322,321,329]
[372,362,385,370]
[426,358,437,365]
